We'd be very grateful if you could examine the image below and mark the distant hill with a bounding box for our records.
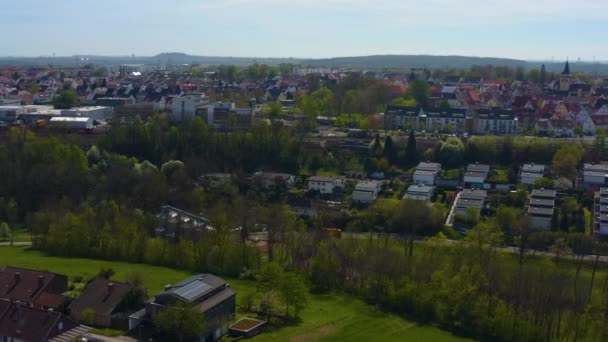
[1,53,607,73]
[302,55,527,69]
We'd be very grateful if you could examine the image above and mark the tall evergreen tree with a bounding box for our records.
[406,130,417,163]
[383,135,397,164]
[540,64,546,85]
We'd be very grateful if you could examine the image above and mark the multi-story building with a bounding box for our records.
[527,189,557,230]
[170,93,209,122]
[583,163,608,189]
[404,184,435,201]
[463,163,490,189]
[422,108,467,133]
[412,162,442,186]
[453,189,487,217]
[352,181,382,204]
[307,176,342,194]
[474,109,518,135]
[520,163,546,186]
[383,106,423,130]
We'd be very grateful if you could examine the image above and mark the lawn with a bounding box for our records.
[0,246,472,342]
[0,246,191,294]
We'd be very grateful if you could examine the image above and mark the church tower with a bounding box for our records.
[559,60,573,92]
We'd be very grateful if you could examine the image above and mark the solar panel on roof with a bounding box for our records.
[174,280,211,301]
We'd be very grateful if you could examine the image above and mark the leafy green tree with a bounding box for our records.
[437,137,464,168]
[310,245,340,292]
[265,102,282,121]
[0,222,10,241]
[156,302,206,342]
[407,80,430,107]
[277,272,308,318]
[52,90,79,109]
[552,144,583,178]
[81,308,96,326]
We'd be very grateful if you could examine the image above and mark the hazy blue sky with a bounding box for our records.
[2,0,607,60]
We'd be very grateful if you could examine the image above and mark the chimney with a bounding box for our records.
[14,272,21,283]
[47,308,54,317]
[15,302,22,321]
[108,283,115,294]
[37,275,45,289]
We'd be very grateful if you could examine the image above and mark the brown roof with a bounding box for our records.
[0,300,80,342]
[0,267,67,307]
[36,292,67,309]
[68,278,134,316]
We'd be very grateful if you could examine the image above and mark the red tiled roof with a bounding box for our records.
[0,300,80,342]
[0,267,67,307]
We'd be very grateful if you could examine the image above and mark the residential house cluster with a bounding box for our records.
[0,266,236,341]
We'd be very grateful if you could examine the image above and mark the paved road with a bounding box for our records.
[0,241,32,247]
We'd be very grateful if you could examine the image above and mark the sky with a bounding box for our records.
[2,0,608,61]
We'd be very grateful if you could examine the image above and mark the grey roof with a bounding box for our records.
[528,206,554,216]
[161,274,226,303]
[416,162,441,170]
[583,171,608,178]
[528,198,555,208]
[464,171,488,178]
[308,176,337,183]
[354,181,381,191]
[406,184,435,194]
[584,163,608,172]
[197,287,236,313]
[413,170,436,176]
[466,163,490,173]
[531,189,557,199]
[455,198,484,209]
[460,189,487,200]
[522,163,546,173]
[521,172,544,180]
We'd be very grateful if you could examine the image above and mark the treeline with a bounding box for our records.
[308,225,608,342]
[99,116,303,175]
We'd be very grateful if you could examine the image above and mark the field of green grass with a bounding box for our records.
[0,246,472,342]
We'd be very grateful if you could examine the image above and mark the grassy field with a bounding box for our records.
[0,246,472,342]
[0,228,31,243]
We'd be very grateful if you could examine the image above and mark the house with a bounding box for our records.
[170,93,209,122]
[307,176,342,194]
[423,108,467,133]
[352,181,382,204]
[252,172,295,190]
[156,205,210,242]
[595,187,608,235]
[383,106,423,130]
[474,109,518,135]
[404,184,435,201]
[413,162,442,185]
[463,163,490,189]
[61,106,113,121]
[128,274,236,342]
[69,278,145,329]
[453,189,487,217]
[527,189,557,230]
[0,300,90,342]
[520,163,546,185]
[0,267,68,309]
[49,116,95,130]
[583,164,608,189]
